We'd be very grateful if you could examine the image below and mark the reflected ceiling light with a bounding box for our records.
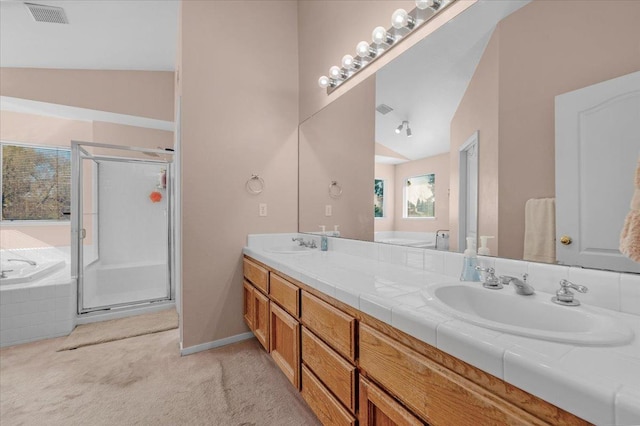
[395,123,404,134]
[396,120,412,137]
[406,123,413,137]
[317,0,452,93]
[391,9,415,29]
[416,0,442,10]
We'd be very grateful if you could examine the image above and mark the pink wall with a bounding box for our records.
[394,153,449,233]
[1,68,174,121]
[299,76,376,241]
[450,0,640,258]
[180,0,299,349]
[374,162,395,232]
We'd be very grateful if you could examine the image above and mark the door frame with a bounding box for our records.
[458,131,479,252]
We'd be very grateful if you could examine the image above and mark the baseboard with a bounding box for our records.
[180,332,255,356]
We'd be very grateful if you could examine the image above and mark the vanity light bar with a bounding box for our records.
[318,0,452,93]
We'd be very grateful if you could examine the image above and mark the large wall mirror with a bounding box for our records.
[299,0,640,273]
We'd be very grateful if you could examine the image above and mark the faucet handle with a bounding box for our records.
[552,279,588,306]
[475,266,502,289]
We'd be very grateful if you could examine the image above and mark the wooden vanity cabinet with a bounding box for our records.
[301,365,357,426]
[242,280,254,330]
[243,257,269,293]
[359,376,424,426]
[242,279,269,351]
[270,302,300,388]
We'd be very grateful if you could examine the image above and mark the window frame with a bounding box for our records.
[403,173,436,220]
[374,178,385,219]
[1,140,72,225]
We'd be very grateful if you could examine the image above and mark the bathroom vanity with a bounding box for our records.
[242,234,639,425]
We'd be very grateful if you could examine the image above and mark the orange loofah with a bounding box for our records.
[620,158,640,262]
[149,191,162,203]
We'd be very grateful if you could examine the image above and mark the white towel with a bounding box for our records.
[523,198,556,264]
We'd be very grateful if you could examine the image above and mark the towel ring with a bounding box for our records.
[246,174,264,195]
[329,181,342,199]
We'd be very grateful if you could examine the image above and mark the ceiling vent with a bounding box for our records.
[376,104,394,115]
[25,3,69,24]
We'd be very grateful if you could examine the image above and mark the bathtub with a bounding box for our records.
[0,247,75,348]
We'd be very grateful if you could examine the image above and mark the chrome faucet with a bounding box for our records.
[499,274,535,295]
[552,279,588,306]
[475,266,502,289]
[291,237,317,249]
[8,259,37,266]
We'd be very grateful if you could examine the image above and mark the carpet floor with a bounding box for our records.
[0,329,321,426]
[57,308,179,351]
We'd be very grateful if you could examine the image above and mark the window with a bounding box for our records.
[374,179,384,218]
[1,143,71,221]
[404,174,435,218]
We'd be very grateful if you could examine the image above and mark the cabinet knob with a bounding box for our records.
[560,235,572,245]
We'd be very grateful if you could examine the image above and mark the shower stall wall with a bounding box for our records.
[71,142,173,314]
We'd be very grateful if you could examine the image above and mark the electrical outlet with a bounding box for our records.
[325,205,332,216]
[259,203,267,217]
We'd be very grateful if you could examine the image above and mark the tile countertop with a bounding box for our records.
[243,237,640,426]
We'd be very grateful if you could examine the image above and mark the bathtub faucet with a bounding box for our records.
[1,270,13,278]
[7,259,37,266]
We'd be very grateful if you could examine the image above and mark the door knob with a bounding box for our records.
[560,235,572,245]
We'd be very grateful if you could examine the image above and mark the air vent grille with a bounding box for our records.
[25,3,69,24]
[376,104,394,115]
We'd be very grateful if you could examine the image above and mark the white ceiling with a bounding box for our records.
[375,0,531,161]
[0,0,179,71]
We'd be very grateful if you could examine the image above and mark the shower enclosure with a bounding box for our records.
[71,142,173,314]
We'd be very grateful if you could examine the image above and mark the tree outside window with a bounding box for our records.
[374,179,384,218]
[1,143,71,221]
[405,174,435,218]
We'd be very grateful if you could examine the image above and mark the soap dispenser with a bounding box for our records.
[319,225,328,251]
[478,236,494,256]
[460,237,481,281]
[333,225,340,237]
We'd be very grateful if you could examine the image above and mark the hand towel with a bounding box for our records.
[523,198,556,264]
[620,157,640,262]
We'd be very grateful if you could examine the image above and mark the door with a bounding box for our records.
[555,71,640,273]
[459,131,479,252]
[72,142,173,313]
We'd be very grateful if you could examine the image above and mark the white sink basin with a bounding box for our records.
[265,246,314,254]
[422,283,634,346]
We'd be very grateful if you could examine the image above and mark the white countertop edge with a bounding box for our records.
[242,246,640,425]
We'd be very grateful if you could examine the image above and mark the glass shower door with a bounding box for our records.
[73,143,172,313]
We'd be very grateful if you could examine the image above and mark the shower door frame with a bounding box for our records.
[71,141,174,314]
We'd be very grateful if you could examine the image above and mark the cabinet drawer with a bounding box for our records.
[270,273,299,318]
[302,327,357,412]
[359,376,424,426]
[243,257,268,293]
[270,302,300,389]
[301,291,356,362]
[301,364,357,426]
[359,324,546,426]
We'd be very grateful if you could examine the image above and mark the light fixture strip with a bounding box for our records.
[321,0,455,94]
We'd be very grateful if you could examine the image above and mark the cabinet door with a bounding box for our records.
[253,289,270,351]
[360,376,424,426]
[270,302,300,388]
[243,281,254,330]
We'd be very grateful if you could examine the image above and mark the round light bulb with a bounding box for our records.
[356,41,372,58]
[391,9,409,29]
[341,54,355,69]
[318,75,331,89]
[416,0,437,10]
[329,66,342,79]
[372,26,388,45]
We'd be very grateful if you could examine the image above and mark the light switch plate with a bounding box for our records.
[259,203,267,217]
[325,205,332,216]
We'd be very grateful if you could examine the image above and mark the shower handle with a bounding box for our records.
[81,228,86,239]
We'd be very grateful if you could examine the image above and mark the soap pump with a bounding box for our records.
[333,225,340,237]
[319,225,328,251]
[478,236,494,256]
[460,237,481,282]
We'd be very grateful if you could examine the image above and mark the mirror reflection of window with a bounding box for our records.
[405,174,435,218]
[374,179,384,218]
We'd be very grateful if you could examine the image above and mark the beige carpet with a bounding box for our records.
[57,308,179,351]
[1,329,320,425]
